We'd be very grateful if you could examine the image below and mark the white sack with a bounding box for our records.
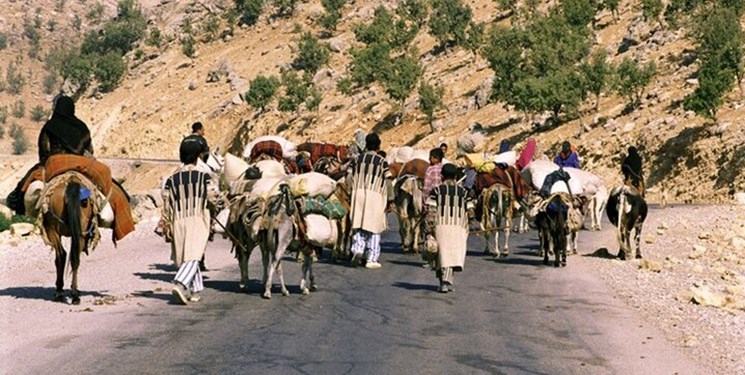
[304,214,338,247]
[224,153,249,183]
[386,147,399,165]
[288,172,337,198]
[242,135,297,159]
[395,146,414,163]
[493,150,517,167]
[249,177,287,201]
[254,159,286,178]
[523,160,583,195]
[212,208,230,233]
[564,167,604,197]
[411,149,430,162]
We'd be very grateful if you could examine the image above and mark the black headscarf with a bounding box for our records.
[622,146,643,181]
[39,96,92,161]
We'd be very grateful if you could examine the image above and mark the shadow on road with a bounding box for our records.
[391,281,438,292]
[0,286,107,301]
[387,259,426,268]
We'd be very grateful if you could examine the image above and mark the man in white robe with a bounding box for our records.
[426,164,471,293]
[160,138,221,304]
[349,133,392,269]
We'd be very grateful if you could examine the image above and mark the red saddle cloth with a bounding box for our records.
[474,166,529,199]
[250,140,284,163]
[44,154,135,243]
[297,142,349,164]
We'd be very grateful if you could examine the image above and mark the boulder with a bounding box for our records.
[689,244,707,259]
[729,236,745,252]
[0,204,13,218]
[638,259,662,272]
[10,222,35,237]
[734,192,745,205]
[690,285,726,308]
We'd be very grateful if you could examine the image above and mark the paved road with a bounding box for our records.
[20,215,704,375]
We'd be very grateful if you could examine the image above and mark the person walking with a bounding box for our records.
[160,137,222,304]
[554,141,580,169]
[425,164,471,293]
[185,122,210,162]
[423,148,445,199]
[349,133,392,269]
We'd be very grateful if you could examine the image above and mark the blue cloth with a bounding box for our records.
[554,152,580,169]
[463,169,477,190]
[79,186,91,200]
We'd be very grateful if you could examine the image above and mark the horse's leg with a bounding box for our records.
[261,236,273,299]
[412,216,421,254]
[276,227,291,297]
[238,245,250,292]
[70,248,81,305]
[53,240,67,302]
[276,259,289,296]
[309,250,317,291]
[501,202,512,256]
[634,221,643,259]
[300,248,310,295]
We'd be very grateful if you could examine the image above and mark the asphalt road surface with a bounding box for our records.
[19,214,704,375]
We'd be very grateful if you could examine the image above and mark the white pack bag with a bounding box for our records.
[288,172,336,198]
[223,153,249,183]
[304,214,338,247]
[255,159,286,178]
[243,136,297,159]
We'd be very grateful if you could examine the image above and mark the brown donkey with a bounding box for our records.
[43,177,96,304]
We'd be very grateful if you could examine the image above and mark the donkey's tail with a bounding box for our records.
[65,182,82,270]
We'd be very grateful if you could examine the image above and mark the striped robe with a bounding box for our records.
[161,164,220,266]
[350,151,391,234]
[428,182,470,271]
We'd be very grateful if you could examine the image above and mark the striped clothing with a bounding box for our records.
[162,164,220,291]
[350,151,391,234]
[427,181,470,271]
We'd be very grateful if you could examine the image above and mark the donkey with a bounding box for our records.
[534,193,570,267]
[606,186,648,260]
[42,175,97,304]
[394,175,424,253]
[258,184,318,298]
[479,183,513,257]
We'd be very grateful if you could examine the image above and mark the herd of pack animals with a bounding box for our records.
[29,135,648,302]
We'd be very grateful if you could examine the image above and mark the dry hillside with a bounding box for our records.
[0,0,743,202]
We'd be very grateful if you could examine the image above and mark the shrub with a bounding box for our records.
[87,2,106,24]
[278,71,309,112]
[0,124,4,139]
[11,124,29,155]
[0,106,7,124]
[182,35,197,57]
[12,100,25,119]
[293,32,330,75]
[418,82,445,129]
[245,75,279,111]
[203,14,221,41]
[397,0,429,26]
[272,0,297,17]
[5,61,25,95]
[0,32,7,50]
[61,52,94,91]
[94,52,127,92]
[320,0,346,31]
[641,0,664,23]
[428,0,475,50]
[30,105,48,122]
[382,53,423,108]
[236,0,264,26]
[147,27,162,47]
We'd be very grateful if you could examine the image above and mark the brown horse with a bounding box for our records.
[42,176,96,304]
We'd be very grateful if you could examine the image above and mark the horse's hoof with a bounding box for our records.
[72,296,81,305]
[302,288,310,295]
[310,284,318,291]
[561,262,567,267]
[635,254,643,259]
[542,259,549,265]
[53,292,66,302]
[554,261,560,267]
[281,290,290,296]
[262,292,272,299]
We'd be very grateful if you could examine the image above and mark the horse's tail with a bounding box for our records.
[65,182,83,270]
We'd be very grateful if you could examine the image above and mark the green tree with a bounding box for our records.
[87,2,105,24]
[381,52,423,111]
[561,0,596,28]
[319,0,346,32]
[418,82,445,131]
[605,0,619,20]
[147,27,162,47]
[641,0,663,23]
[347,43,392,88]
[11,124,29,155]
[398,0,429,26]
[278,70,309,112]
[354,7,418,51]
[30,105,48,122]
[61,52,94,92]
[581,49,612,111]
[684,57,732,121]
[245,75,279,111]
[483,24,526,104]
[496,0,518,15]
[429,0,475,50]
[293,32,330,75]
[614,58,656,108]
[235,0,264,26]
[94,52,127,92]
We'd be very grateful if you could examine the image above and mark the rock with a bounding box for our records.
[456,132,486,155]
[474,76,494,109]
[725,285,743,296]
[327,37,346,53]
[10,223,35,237]
[690,285,726,307]
[689,245,707,259]
[698,232,712,240]
[734,192,745,205]
[0,204,12,218]
[729,236,745,251]
[644,236,656,244]
[658,222,668,230]
[682,335,698,347]
[685,78,699,86]
[188,81,198,90]
[676,288,694,302]
[232,94,243,105]
[622,122,635,133]
[656,229,665,235]
[639,259,662,272]
[714,122,729,136]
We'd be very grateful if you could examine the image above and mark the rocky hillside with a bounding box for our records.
[1,0,743,203]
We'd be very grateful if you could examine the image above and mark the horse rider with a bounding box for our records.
[159,137,223,304]
[425,164,471,293]
[554,140,580,169]
[5,95,135,243]
[349,133,392,269]
[622,146,645,197]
